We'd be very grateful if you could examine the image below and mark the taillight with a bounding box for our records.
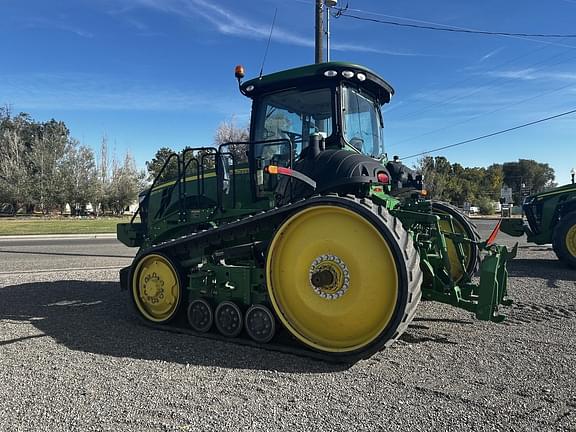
[377,172,390,184]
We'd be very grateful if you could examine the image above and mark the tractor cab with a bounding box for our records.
[238,62,420,202]
[241,62,393,160]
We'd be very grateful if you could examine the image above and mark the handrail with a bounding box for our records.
[130,139,294,226]
[130,153,181,224]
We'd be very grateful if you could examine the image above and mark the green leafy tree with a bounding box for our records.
[420,156,555,208]
[145,147,179,182]
[503,159,555,204]
[0,111,36,212]
[30,119,70,213]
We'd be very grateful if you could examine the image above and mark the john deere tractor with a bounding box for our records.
[118,62,515,362]
[501,183,576,268]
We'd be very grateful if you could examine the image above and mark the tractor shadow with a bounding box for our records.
[508,258,575,287]
[0,280,347,373]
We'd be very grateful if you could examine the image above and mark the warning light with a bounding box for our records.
[235,65,245,80]
[377,172,390,184]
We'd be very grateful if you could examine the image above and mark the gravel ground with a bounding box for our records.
[0,234,575,431]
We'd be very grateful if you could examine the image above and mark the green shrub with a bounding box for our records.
[477,197,495,215]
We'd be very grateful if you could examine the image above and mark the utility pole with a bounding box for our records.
[315,0,323,64]
[325,0,337,62]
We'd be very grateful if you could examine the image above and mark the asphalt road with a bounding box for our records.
[0,224,575,431]
[0,237,135,274]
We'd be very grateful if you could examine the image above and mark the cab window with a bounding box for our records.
[342,86,384,157]
[253,88,333,159]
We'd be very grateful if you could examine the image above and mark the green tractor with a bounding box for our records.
[118,62,516,362]
[501,183,576,268]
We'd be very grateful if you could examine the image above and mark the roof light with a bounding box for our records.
[324,70,337,77]
[356,73,366,81]
[234,65,245,80]
[342,70,354,78]
[245,85,254,92]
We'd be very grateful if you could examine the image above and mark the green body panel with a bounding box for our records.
[188,264,268,307]
[118,165,271,249]
[500,183,576,244]
[500,218,525,237]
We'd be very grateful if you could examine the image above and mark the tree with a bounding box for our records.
[108,152,146,215]
[213,117,249,164]
[145,147,178,182]
[503,159,555,204]
[0,111,36,213]
[61,140,97,215]
[29,119,70,213]
[418,156,452,201]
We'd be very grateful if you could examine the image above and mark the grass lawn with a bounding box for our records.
[0,217,135,236]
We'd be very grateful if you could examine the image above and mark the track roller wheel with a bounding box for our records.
[245,304,276,343]
[266,198,422,361]
[432,201,480,282]
[187,299,213,333]
[131,253,182,323]
[215,301,243,337]
[552,212,576,268]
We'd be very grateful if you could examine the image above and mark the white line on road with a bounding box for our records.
[0,266,125,276]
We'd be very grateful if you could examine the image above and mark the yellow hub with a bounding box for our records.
[566,224,576,257]
[132,254,181,323]
[266,205,399,353]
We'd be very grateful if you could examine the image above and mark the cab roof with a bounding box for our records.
[240,62,395,104]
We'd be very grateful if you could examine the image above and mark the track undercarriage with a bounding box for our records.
[119,193,515,363]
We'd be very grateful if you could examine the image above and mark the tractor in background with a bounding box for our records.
[501,183,576,268]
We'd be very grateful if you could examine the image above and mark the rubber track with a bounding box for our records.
[371,199,423,352]
[131,195,423,363]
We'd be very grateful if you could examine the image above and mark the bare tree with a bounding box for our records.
[213,116,249,164]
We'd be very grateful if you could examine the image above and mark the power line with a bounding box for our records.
[388,80,576,149]
[401,108,576,159]
[337,12,576,39]
[294,0,576,48]
[388,48,576,122]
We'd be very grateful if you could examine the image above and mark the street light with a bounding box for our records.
[324,0,338,62]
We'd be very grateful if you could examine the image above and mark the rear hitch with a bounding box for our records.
[473,242,517,322]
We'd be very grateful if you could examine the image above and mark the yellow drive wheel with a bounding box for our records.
[553,212,576,269]
[432,202,480,283]
[131,253,182,323]
[266,201,420,357]
[566,225,576,258]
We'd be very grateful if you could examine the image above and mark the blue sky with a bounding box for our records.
[1,0,575,184]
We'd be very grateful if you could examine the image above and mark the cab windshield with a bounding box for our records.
[342,86,384,157]
[253,88,333,159]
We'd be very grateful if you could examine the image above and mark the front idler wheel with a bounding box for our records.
[130,253,182,323]
[215,301,243,337]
